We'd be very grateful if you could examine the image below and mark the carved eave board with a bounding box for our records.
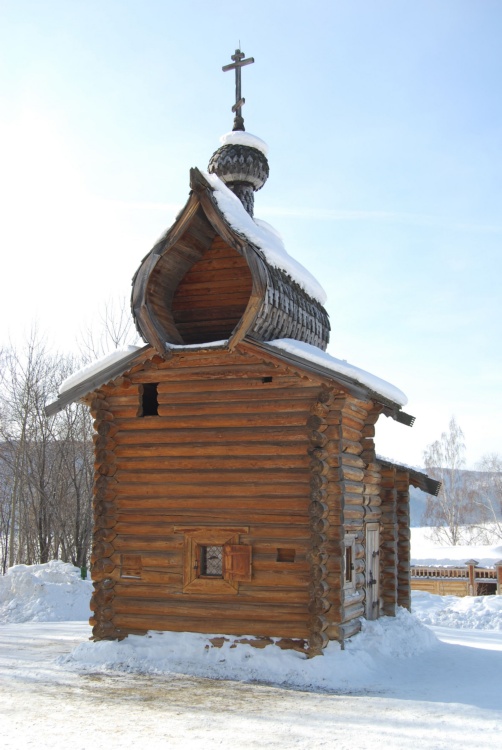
[131,169,330,355]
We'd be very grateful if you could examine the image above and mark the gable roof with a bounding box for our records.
[45,338,414,427]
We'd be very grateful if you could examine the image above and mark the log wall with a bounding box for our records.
[88,345,412,649]
[90,347,327,641]
[172,236,253,344]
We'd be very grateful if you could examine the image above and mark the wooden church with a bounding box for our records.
[47,50,439,655]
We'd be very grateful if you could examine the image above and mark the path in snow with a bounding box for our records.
[1,622,501,750]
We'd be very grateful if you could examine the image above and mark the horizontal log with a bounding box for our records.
[338,618,362,640]
[157,400,312,418]
[115,512,309,528]
[112,596,308,622]
[340,425,363,442]
[154,386,320,405]
[325,413,365,431]
[341,602,365,624]
[111,551,181,569]
[343,505,364,521]
[114,426,309,445]
[114,483,309,499]
[115,442,309,458]
[340,439,363,455]
[152,376,312,393]
[114,470,310,486]
[113,613,309,639]
[116,413,309,431]
[114,580,309,611]
[109,569,183,585]
[115,455,310,472]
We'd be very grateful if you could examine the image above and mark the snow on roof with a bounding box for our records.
[219,130,269,156]
[268,339,408,406]
[59,346,142,395]
[203,172,327,305]
[165,340,228,350]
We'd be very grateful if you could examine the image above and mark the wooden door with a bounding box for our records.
[365,523,380,620]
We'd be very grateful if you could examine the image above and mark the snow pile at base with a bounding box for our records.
[204,172,327,305]
[59,345,142,395]
[269,338,408,406]
[411,527,502,567]
[412,590,502,631]
[219,130,269,156]
[0,561,92,623]
[63,608,436,691]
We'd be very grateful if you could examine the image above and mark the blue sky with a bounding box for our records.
[1,1,501,467]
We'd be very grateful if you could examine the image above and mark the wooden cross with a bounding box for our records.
[222,49,254,131]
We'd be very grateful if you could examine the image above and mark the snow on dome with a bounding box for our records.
[203,172,327,305]
[59,345,142,395]
[219,130,269,156]
[268,339,408,406]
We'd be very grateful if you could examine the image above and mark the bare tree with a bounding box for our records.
[0,334,94,569]
[78,295,140,363]
[470,453,502,542]
[422,416,477,545]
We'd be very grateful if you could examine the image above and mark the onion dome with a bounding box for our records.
[131,48,331,354]
[208,131,269,216]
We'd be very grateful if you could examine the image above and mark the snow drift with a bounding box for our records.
[0,560,92,623]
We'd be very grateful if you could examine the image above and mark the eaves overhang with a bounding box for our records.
[44,345,152,417]
[377,457,441,496]
[244,337,415,425]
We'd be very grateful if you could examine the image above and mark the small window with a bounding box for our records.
[140,383,159,416]
[345,546,353,584]
[344,534,356,590]
[198,545,223,577]
[277,548,296,563]
[262,376,273,383]
[176,526,252,594]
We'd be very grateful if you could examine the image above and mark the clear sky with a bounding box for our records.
[1,0,501,468]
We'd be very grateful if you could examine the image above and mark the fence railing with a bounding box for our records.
[410,559,502,596]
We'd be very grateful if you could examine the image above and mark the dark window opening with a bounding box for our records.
[141,383,159,416]
[199,545,223,577]
[477,582,497,596]
[277,548,296,563]
[345,546,354,584]
[262,376,273,384]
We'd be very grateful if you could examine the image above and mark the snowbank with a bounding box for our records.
[3,558,501,693]
[412,590,502,631]
[0,560,92,623]
[63,607,437,691]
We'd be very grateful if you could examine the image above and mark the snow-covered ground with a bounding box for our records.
[411,526,502,567]
[1,540,501,749]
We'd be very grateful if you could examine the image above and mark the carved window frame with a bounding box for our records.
[175,526,251,595]
[344,533,357,591]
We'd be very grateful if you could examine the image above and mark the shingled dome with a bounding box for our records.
[131,134,330,353]
[207,131,269,216]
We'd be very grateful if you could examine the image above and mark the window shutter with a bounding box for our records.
[121,554,142,579]
[223,544,252,582]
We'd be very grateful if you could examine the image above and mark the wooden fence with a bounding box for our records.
[410,559,502,597]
